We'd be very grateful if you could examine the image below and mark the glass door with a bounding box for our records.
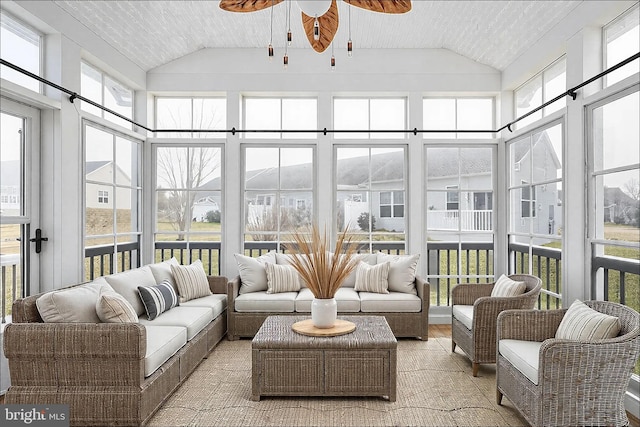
[1,99,40,324]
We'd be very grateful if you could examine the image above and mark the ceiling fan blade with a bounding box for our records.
[302,0,339,53]
[219,0,284,12]
[345,0,411,14]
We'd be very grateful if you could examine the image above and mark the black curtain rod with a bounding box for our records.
[1,52,638,135]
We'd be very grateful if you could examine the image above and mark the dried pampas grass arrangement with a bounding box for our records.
[286,224,359,299]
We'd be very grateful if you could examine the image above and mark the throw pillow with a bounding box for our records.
[96,290,139,323]
[235,251,277,294]
[171,260,212,302]
[36,279,113,323]
[265,263,301,294]
[490,274,526,297]
[148,257,180,293]
[137,280,180,320]
[354,261,390,294]
[340,253,377,287]
[104,266,157,316]
[376,253,419,294]
[555,300,621,341]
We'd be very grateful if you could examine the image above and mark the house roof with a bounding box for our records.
[85,161,110,175]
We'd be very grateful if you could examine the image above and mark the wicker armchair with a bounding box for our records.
[451,274,542,376]
[496,301,640,427]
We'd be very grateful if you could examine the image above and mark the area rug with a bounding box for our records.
[147,335,528,426]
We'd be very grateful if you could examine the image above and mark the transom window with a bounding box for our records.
[243,97,317,139]
[604,3,639,87]
[423,98,494,139]
[334,98,406,139]
[514,57,566,130]
[81,62,133,130]
[0,11,41,92]
[155,97,226,138]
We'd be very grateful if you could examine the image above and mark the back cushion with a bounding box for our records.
[235,251,277,294]
[105,266,157,316]
[36,279,114,323]
[491,274,526,298]
[148,257,180,292]
[555,300,621,341]
[376,253,419,294]
[341,253,377,287]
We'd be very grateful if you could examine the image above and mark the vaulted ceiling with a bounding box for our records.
[50,0,582,71]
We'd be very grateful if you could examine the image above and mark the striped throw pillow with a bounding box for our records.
[96,290,139,323]
[137,280,179,320]
[491,274,526,297]
[171,260,212,302]
[555,300,621,341]
[265,263,301,294]
[354,261,390,294]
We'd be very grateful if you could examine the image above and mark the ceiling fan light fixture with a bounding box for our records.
[287,30,292,46]
[347,39,353,57]
[284,53,289,69]
[268,43,274,59]
[313,17,320,41]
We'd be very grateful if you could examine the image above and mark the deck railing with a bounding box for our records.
[155,241,222,275]
[1,254,21,323]
[592,255,640,309]
[427,210,493,231]
[509,242,562,309]
[85,242,141,281]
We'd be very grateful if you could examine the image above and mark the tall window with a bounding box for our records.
[604,3,639,87]
[0,11,41,92]
[588,86,639,312]
[244,146,314,251]
[154,145,223,274]
[81,62,133,130]
[84,122,142,279]
[508,121,564,308]
[336,146,406,251]
[425,146,495,305]
[514,58,566,129]
[334,98,406,139]
[156,97,226,138]
[243,97,317,139]
[423,98,494,139]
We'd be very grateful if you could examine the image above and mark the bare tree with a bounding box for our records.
[624,178,640,201]
[157,147,221,240]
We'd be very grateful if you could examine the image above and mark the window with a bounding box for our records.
[520,181,536,218]
[336,147,406,250]
[425,145,496,305]
[0,11,41,92]
[380,191,404,218]
[244,146,314,250]
[243,97,317,139]
[81,62,133,129]
[84,121,142,279]
[588,86,639,312]
[514,58,566,129]
[423,98,494,139]
[97,190,109,204]
[604,4,639,87]
[508,121,564,308]
[156,97,226,138]
[154,145,224,273]
[334,98,406,139]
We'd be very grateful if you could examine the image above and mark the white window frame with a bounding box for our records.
[603,3,640,88]
[242,96,318,139]
[154,96,227,139]
[80,61,134,130]
[422,97,495,139]
[0,10,42,93]
[333,97,408,139]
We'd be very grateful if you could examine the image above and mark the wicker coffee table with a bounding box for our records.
[251,315,397,401]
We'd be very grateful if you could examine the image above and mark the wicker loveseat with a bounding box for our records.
[496,300,640,427]
[227,252,429,340]
[3,259,227,427]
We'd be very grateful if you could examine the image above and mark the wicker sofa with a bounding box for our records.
[227,252,429,340]
[3,259,227,427]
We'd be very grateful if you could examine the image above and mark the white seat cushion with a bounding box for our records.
[234,291,297,312]
[452,305,474,330]
[180,294,227,319]
[295,288,361,313]
[139,306,212,340]
[144,325,187,377]
[498,339,542,385]
[359,291,422,312]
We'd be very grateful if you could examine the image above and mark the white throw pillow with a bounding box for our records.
[376,253,419,294]
[354,261,390,294]
[37,279,113,323]
[555,300,621,341]
[104,266,157,316]
[490,274,526,297]
[265,263,301,294]
[148,257,180,292]
[171,259,212,302]
[340,253,377,287]
[235,251,277,294]
[96,290,139,323]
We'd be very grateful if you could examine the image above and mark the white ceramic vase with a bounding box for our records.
[311,297,337,328]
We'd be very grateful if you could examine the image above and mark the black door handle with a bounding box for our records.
[29,228,48,253]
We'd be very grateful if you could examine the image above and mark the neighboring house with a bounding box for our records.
[604,186,639,225]
[85,161,132,209]
[192,196,220,222]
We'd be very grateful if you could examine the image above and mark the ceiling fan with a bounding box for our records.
[219,0,412,53]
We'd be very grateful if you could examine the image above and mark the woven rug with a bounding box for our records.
[147,335,528,427]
